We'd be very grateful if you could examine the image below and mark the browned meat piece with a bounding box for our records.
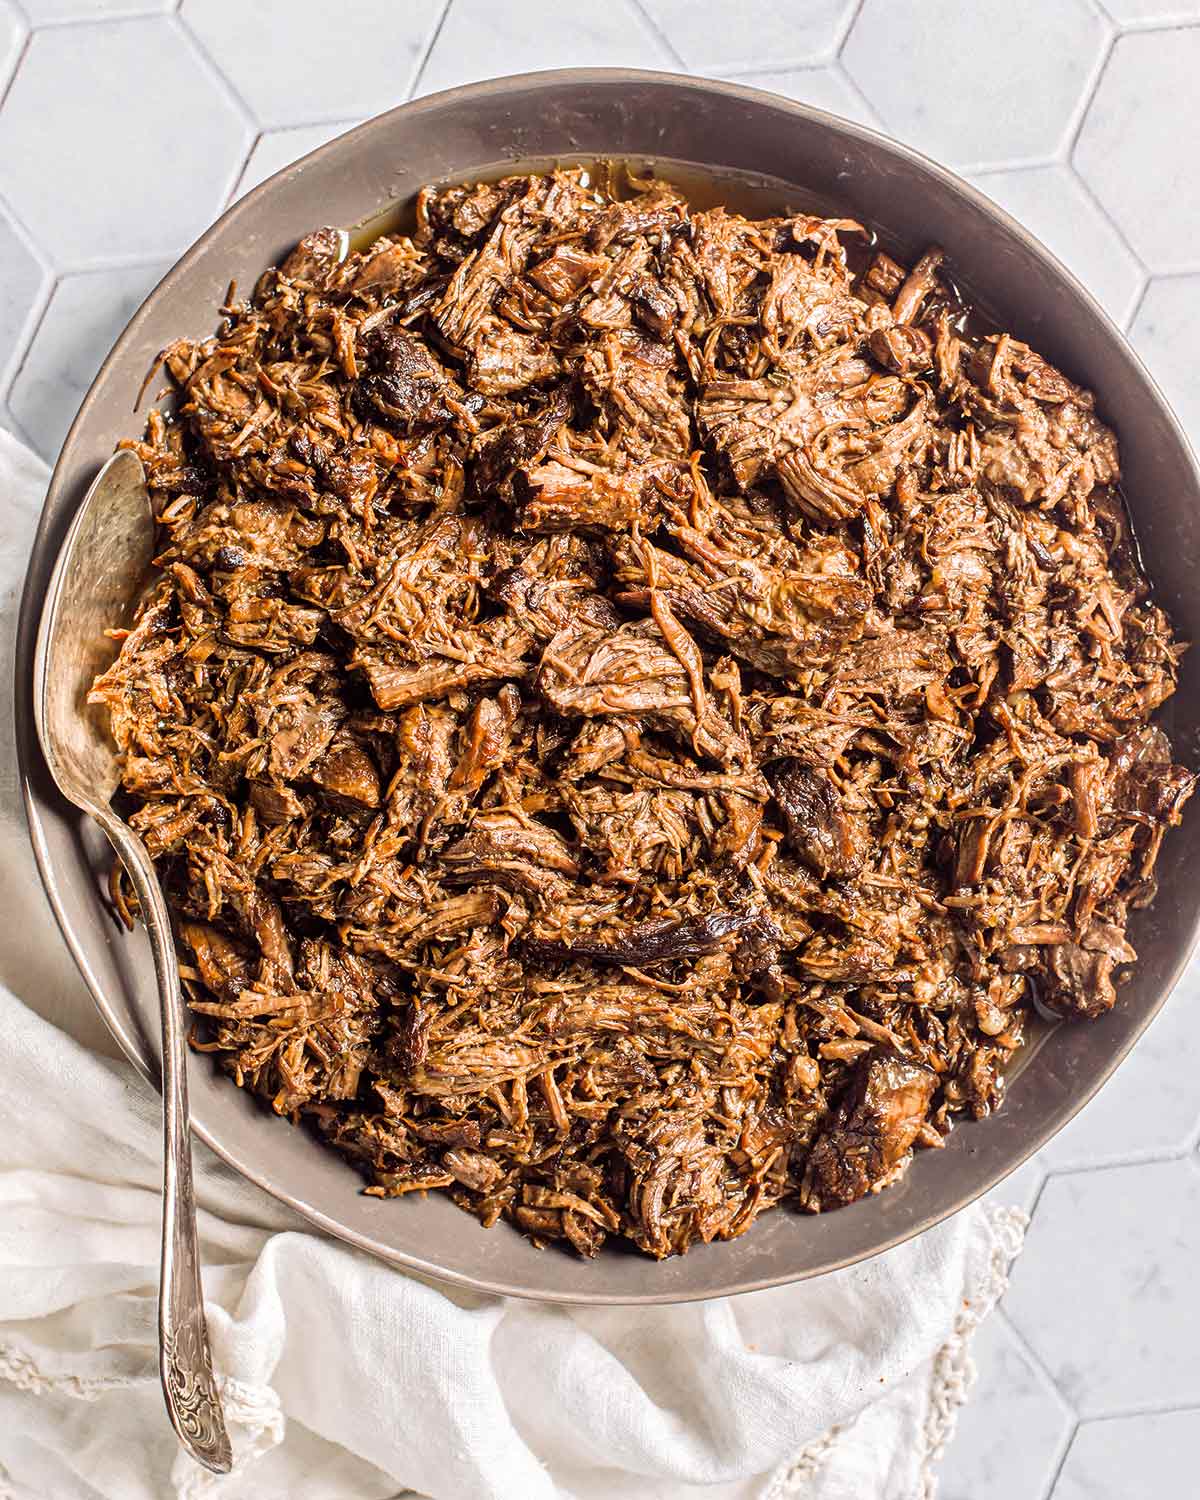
[802,1053,937,1209]
[581,333,692,459]
[267,698,345,783]
[1110,727,1195,824]
[353,326,462,433]
[832,629,951,702]
[469,320,560,396]
[281,226,343,284]
[92,165,1192,1263]
[472,384,573,498]
[768,759,863,879]
[1041,922,1137,1019]
[865,251,906,298]
[382,703,457,837]
[891,247,944,325]
[311,735,381,808]
[588,197,684,251]
[958,337,1120,506]
[180,921,251,1000]
[619,270,678,337]
[349,238,423,294]
[441,810,579,901]
[354,617,533,711]
[447,687,521,798]
[249,782,306,825]
[526,907,781,972]
[519,458,691,533]
[537,617,747,764]
[611,530,872,677]
[488,533,619,644]
[527,245,608,301]
[868,324,934,374]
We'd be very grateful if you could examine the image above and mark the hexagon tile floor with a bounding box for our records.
[2,2,1199,1496]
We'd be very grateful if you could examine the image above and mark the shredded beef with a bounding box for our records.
[90,165,1193,1260]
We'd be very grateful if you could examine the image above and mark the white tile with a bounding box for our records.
[1054,1409,1200,1499]
[1005,1160,1200,1416]
[182,0,442,128]
[0,203,49,394]
[0,19,249,268]
[939,1315,1073,1500]
[640,0,856,70]
[231,119,362,201]
[969,165,1143,326]
[714,65,881,130]
[1130,275,1200,441]
[1075,30,1200,272]
[416,0,676,98]
[21,0,169,21]
[844,0,1108,169]
[9,261,172,462]
[1040,969,1200,1171]
[1101,0,1200,20]
[0,0,23,90]
[981,1152,1047,1218]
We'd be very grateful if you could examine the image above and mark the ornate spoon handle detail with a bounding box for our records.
[101,809,232,1473]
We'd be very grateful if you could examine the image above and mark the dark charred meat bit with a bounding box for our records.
[767,759,863,880]
[352,325,462,433]
[802,1053,937,1209]
[525,908,781,971]
[90,165,1192,1261]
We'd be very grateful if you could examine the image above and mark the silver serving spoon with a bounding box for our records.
[33,450,232,1475]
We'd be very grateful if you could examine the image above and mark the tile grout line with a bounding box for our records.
[947,150,1065,176]
[11,4,176,27]
[836,0,868,60]
[1110,13,1200,30]
[0,13,30,117]
[1059,24,1115,170]
[720,57,849,80]
[1125,268,1151,335]
[995,1302,1083,1500]
[629,0,688,72]
[405,0,453,102]
[48,248,181,276]
[1039,1146,1192,1181]
[1,259,57,445]
[1,396,41,457]
[1079,1394,1200,1424]
[0,232,51,407]
[831,56,881,128]
[171,8,256,131]
[0,181,49,277]
[223,127,264,211]
[995,1306,1078,1419]
[1038,1418,1080,1500]
[1066,162,1149,280]
[1017,1162,1052,1222]
[1128,264,1200,282]
[211,113,363,137]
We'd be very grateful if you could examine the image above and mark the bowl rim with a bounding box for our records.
[17,66,1200,1303]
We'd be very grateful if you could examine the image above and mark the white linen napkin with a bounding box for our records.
[0,427,1024,1500]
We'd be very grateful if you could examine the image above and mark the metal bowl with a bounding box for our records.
[15,70,1200,1304]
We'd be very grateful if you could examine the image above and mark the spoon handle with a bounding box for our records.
[97,808,233,1474]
